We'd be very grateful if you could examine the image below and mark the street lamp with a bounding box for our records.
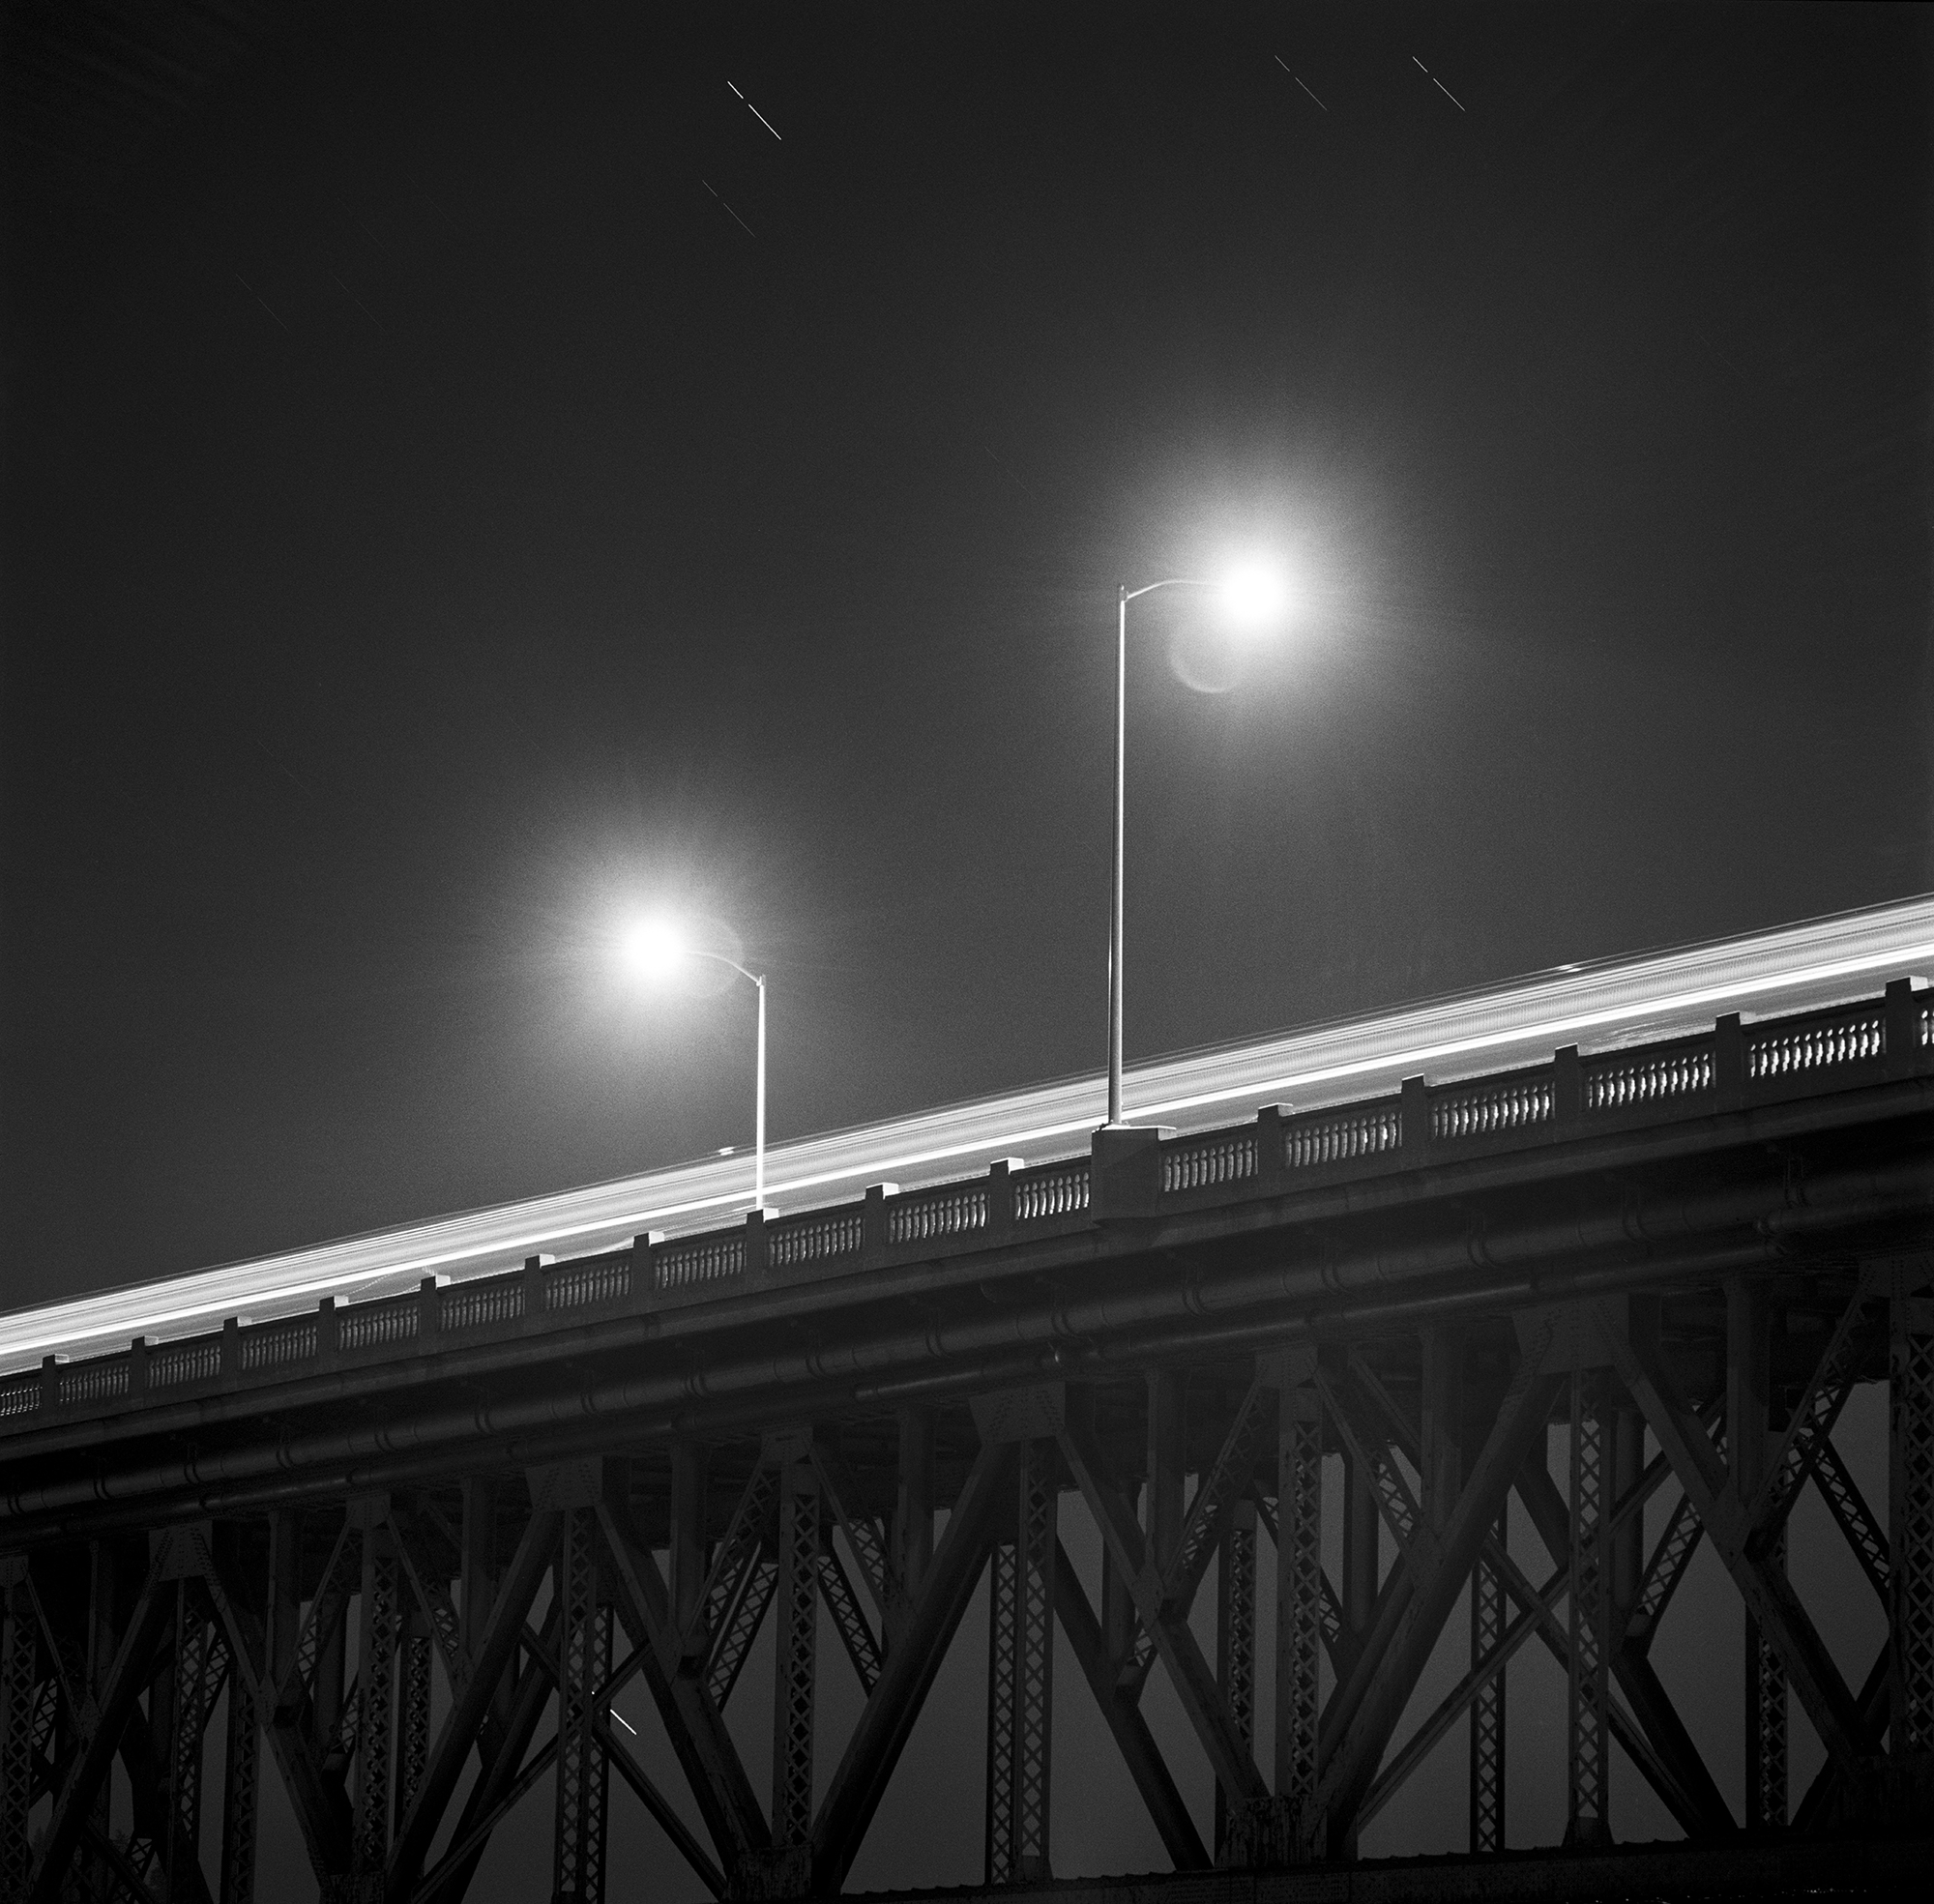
[623,916,770,1206]
[1107,562,1287,1127]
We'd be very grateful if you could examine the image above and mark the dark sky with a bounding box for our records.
[3,2,1929,1308]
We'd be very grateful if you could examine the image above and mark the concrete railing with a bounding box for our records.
[2,977,1926,1433]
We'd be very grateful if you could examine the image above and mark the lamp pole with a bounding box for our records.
[685,952,769,1206]
[1109,577,1219,1128]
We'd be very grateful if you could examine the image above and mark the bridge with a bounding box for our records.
[2,898,1931,1902]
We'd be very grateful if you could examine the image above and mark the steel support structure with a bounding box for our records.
[1891,1271,1934,1763]
[1468,1507,1508,1854]
[984,1436,1056,1885]
[6,991,1933,1904]
[1565,1368,1612,1848]
[553,1505,613,1904]
[1213,1499,1257,1861]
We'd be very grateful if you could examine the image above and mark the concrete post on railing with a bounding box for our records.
[221,1316,243,1381]
[1254,1106,1289,1196]
[523,1256,549,1327]
[986,1160,1024,1242]
[130,1335,152,1401]
[864,1184,901,1256]
[419,1274,449,1347]
[1400,1075,1432,1162]
[1554,1046,1583,1128]
[631,1232,665,1307]
[40,1354,66,1414]
[1091,1125,1174,1220]
[1885,977,1926,1081]
[1714,1013,1745,1112]
[317,1296,340,1369]
[745,1208,772,1284]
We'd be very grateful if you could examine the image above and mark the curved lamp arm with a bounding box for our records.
[1121,576,1216,605]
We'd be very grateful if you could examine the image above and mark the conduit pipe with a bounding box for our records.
[6,1142,1926,1473]
[4,1162,1924,1532]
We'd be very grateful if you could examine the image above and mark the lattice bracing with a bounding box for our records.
[1566,1371,1610,1846]
[1744,1517,1789,1830]
[817,1541,883,1693]
[983,1536,1019,1886]
[1276,1402,1322,1812]
[1755,1288,1888,1538]
[396,1623,433,1835]
[1892,1293,1934,1757]
[1014,1438,1056,1881]
[1216,1504,1257,1860]
[707,1556,777,1712]
[290,1524,359,1713]
[1624,1485,1707,1651]
[702,1459,779,1709]
[0,1576,35,1899]
[772,1463,819,1850]
[355,1545,401,1882]
[168,1585,220,1891]
[1809,1432,1889,1602]
[553,1505,614,1904]
[1470,1509,1508,1853]
[982,1441,1056,1883]
[220,1662,260,1904]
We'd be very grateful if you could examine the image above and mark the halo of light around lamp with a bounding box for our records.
[1217,559,1289,631]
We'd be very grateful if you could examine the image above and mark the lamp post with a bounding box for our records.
[1108,565,1285,1127]
[624,922,770,1207]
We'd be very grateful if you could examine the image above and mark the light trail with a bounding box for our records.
[2,894,1929,1372]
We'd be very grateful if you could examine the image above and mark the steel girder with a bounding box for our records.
[12,1251,1934,1904]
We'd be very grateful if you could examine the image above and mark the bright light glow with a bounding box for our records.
[1218,560,1289,631]
[621,914,689,984]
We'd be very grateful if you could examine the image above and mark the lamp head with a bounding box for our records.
[1217,559,1289,631]
[621,914,689,985]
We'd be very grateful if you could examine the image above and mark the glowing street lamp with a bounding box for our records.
[623,915,769,1206]
[1107,563,1287,1127]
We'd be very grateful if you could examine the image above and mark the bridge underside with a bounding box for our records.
[859,1832,1934,1904]
[3,987,1932,1901]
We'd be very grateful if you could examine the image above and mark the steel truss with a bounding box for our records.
[10,1254,1934,1904]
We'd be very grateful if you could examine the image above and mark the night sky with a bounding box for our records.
[1,3,1929,1891]
[4,3,1928,1308]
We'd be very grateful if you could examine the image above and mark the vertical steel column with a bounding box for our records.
[772,1457,820,1853]
[166,1582,217,1896]
[0,1559,35,1900]
[895,1407,935,1617]
[1014,1437,1057,1882]
[1421,1328,1464,1531]
[1469,1506,1508,1853]
[554,1506,612,1904]
[1146,1371,1186,1574]
[459,1479,513,1739]
[1275,1385,1322,1824]
[1890,1278,1934,1760]
[669,1442,709,1637]
[1565,1370,1611,1847]
[1744,1521,1789,1829]
[1730,1277,1786,1829]
[86,1542,120,1903]
[984,1438,1057,1884]
[983,1528,1019,1886]
[1216,1499,1258,1860]
[396,1602,433,1841]
[355,1535,401,1895]
[220,1637,260,1904]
